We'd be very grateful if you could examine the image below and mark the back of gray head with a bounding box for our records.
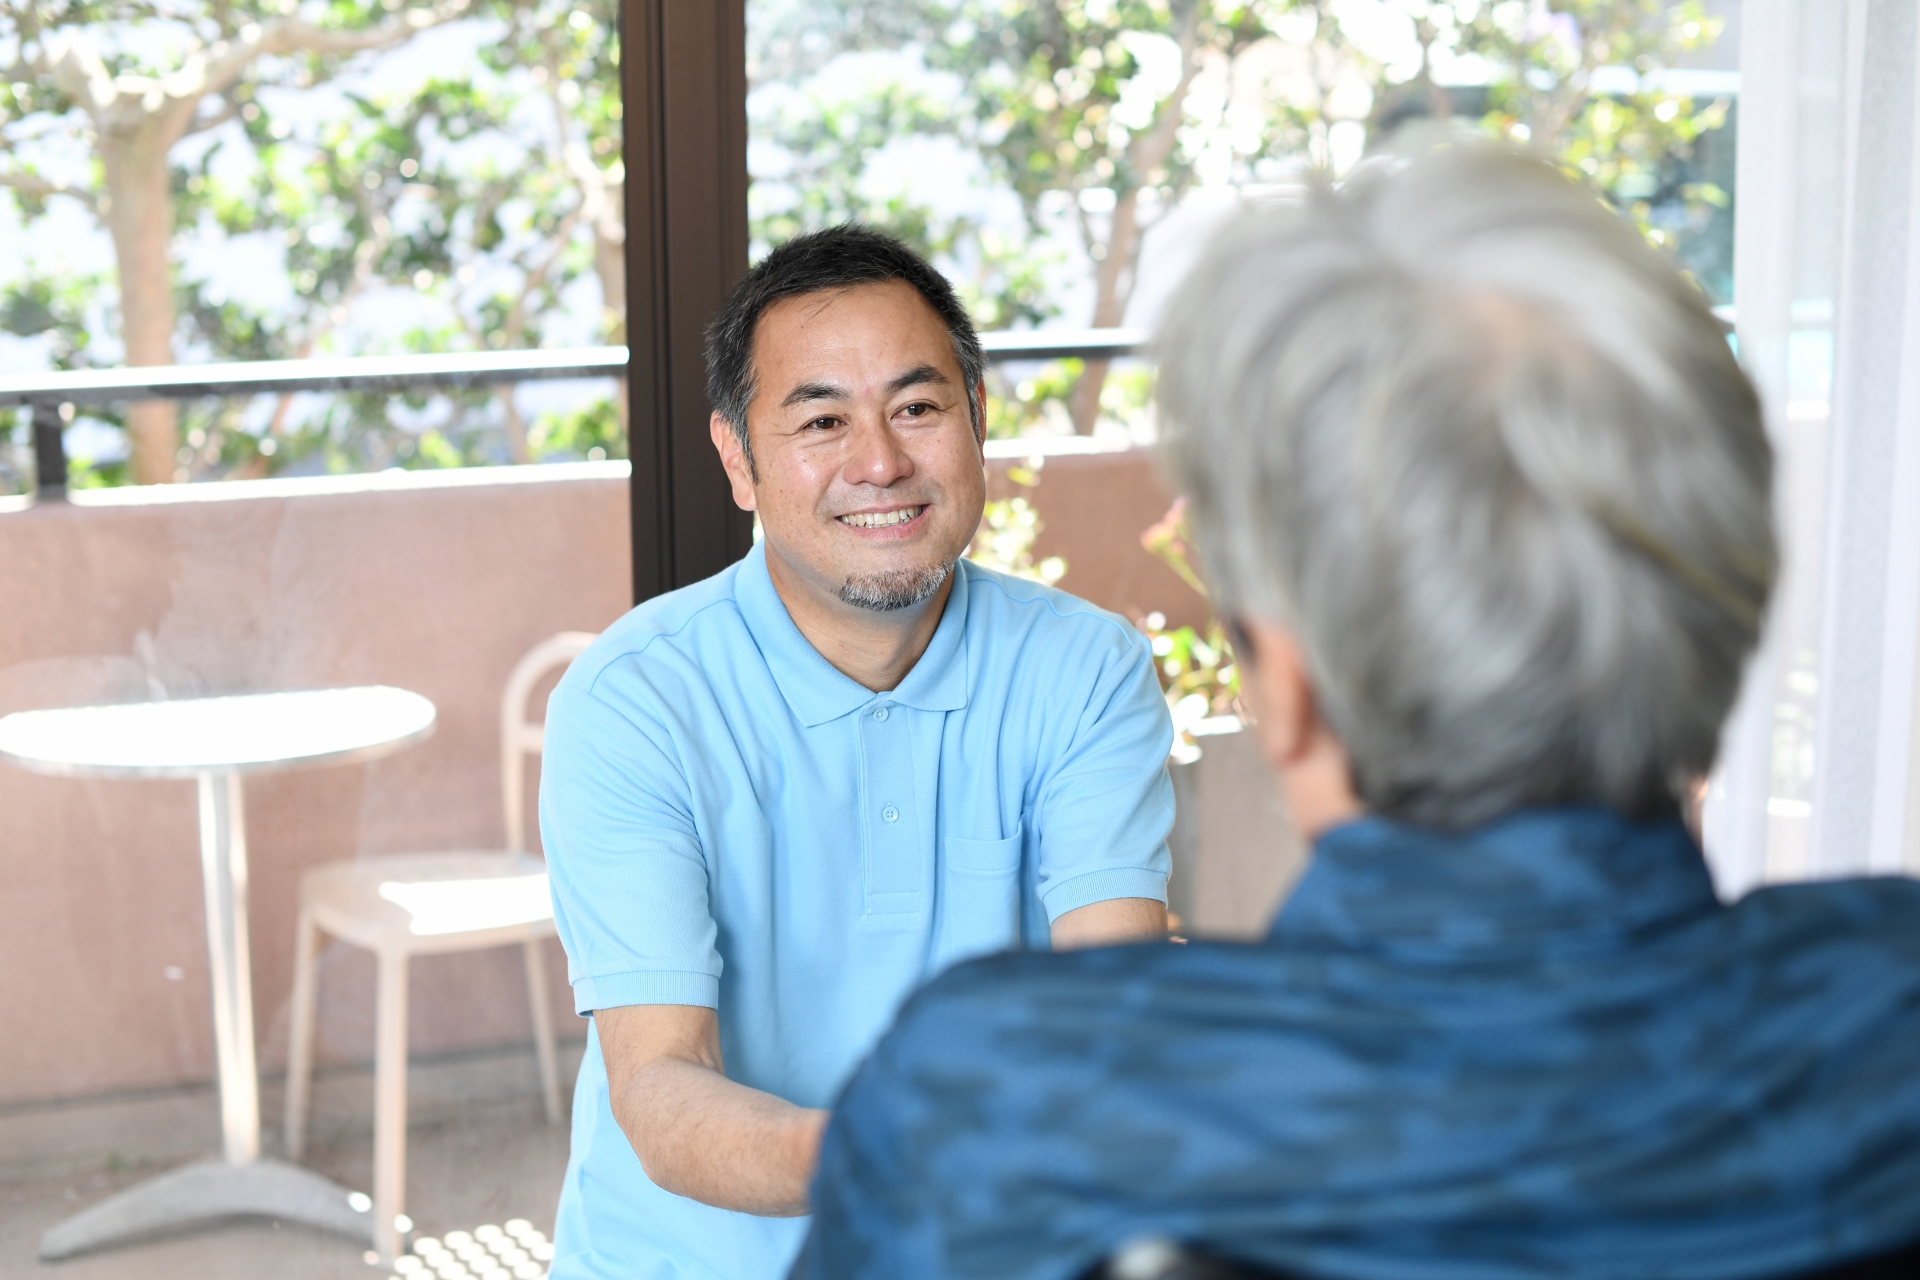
[1157,144,1776,828]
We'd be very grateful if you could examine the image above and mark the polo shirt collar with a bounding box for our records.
[733,543,970,728]
[1269,805,1720,957]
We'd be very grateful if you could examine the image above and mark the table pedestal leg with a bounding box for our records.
[38,771,375,1261]
[200,771,261,1163]
[38,1159,376,1260]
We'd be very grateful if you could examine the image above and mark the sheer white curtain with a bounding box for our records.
[1706,0,1920,892]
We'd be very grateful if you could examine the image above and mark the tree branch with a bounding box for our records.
[0,168,98,211]
[183,0,479,102]
[35,2,479,148]
[544,73,623,250]
[38,29,117,117]
[1125,0,1204,183]
[182,95,240,138]
[500,203,584,346]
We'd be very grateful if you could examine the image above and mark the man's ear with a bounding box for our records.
[710,412,757,512]
[1235,618,1319,773]
[1233,617,1364,838]
[973,378,987,447]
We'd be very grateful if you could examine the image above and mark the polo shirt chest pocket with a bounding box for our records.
[934,827,1023,969]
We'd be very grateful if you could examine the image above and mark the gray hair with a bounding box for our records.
[1156,145,1776,828]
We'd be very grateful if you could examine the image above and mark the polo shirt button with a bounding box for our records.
[882,805,899,823]
[873,705,889,721]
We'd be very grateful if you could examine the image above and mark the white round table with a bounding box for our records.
[0,686,436,1261]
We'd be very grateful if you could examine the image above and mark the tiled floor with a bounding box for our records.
[2,1057,574,1280]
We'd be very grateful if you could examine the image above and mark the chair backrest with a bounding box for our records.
[500,631,597,851]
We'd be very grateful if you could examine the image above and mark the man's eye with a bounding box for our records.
[804,416,839,431]
[899,402,933,419]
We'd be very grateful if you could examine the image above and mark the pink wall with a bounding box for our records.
[989,446,1208,631]
[0,466,632,1106]
[0,449,1195,1106]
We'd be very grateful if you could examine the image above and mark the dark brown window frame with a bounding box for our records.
[620,0,756,604]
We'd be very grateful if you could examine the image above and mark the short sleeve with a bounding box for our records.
[1031,625,1175,921]
[540,667,721,1013]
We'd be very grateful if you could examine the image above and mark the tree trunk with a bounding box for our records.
[1064,0,1199,436]
[1068,184,1145,435]
[595,178,628,439]
[497,386,531,464]
[99,128,179,484]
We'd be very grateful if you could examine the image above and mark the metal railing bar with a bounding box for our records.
[0,330,1150,409]
[979,328,1150,361]
[0,346,630,409]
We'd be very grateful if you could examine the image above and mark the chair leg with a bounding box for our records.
[372,950,410,1266]
[284,906,321,1161]
[522,938,563,1126]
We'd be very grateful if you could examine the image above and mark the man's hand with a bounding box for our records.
[597,1004,829,1216]
[1050,897,1168,949]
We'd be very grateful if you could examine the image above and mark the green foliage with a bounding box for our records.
[0,0,629,490]
[985,359,1080,440]
[751,0,1738,444]
[0,0,1737,497]
[1098,362,1156,432]
[1138,497,1240,758]
[750,0,1288,425]
[529,396,625,461]
[0,273,102,362]
[918,2,1277,213]
[965,460,1067,585]
[1459,1,1734,295]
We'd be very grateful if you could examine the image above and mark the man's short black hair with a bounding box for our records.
[705,224,986,475]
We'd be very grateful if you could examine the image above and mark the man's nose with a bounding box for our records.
[843,415,915,489]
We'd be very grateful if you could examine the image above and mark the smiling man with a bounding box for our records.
[538,226,1175,1280]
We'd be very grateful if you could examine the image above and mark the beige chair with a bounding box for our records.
[284,632,596,1263]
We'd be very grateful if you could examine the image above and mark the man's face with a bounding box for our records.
[716,279,987,615]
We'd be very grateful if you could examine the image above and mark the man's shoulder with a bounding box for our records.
[958,561,1150,663]
[562,561,749,698]
[1731,873,1920,968]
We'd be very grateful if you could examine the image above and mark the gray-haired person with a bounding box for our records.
[790,146,1920,1280]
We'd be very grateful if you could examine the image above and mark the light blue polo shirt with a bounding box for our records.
[540,543,1174,1280]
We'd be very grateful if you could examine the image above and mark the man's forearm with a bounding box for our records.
[613,1054,827,1215]
[1052,896,1168,948]
[598,1004,829,1216]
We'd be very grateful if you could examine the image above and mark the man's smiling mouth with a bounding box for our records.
[839,505,926,529]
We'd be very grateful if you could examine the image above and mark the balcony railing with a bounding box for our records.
[0,330,1149,500]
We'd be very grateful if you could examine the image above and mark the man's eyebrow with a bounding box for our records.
[886,365,950,396]
[779,380,848,409]
[777,366,951,409]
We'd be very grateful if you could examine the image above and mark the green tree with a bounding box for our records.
[0,0,489,482]
[1453,0,1731,281]
[1,0,628,488]
[749,0,1730,435]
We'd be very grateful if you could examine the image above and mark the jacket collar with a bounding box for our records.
[1269,806,1721,956]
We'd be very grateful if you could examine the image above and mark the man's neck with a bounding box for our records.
[763,546,954,693]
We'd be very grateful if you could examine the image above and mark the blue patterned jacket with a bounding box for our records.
[794,808,1920,1280]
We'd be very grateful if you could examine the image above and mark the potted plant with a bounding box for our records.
[1138,501,1309,939]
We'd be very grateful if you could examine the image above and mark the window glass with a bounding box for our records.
[1,0,625,491]
[748,0,1739,449]
[0,6,629,1268]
